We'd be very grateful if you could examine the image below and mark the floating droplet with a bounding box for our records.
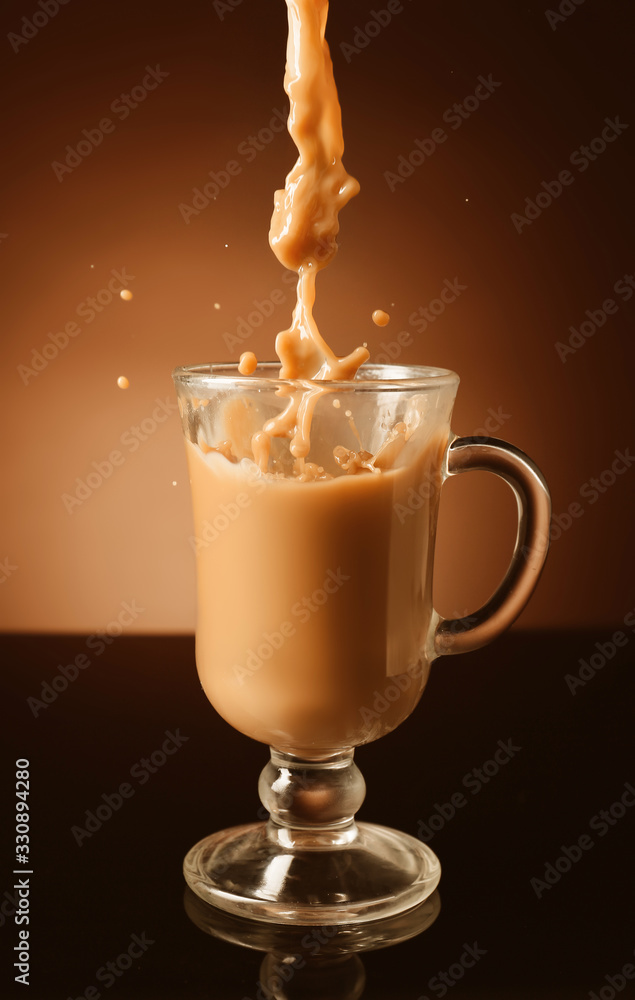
[117,376,130,389]
[332,399,341,409]
[120,289,133,301]
[214,303,221,310]
[238,351,258,375]
[372,309,390,327]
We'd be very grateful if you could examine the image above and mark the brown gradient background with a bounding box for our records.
[1,0,633,633]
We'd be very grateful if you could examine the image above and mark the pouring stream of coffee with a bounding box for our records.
[257,0,369,459]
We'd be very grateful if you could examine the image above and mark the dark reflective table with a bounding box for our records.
[2,631,633,998]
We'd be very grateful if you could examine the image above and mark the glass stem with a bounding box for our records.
[259,749,366,842]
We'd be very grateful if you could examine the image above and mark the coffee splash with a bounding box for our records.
[268,0,368,382]
[207,0,408,476]
[235,0,368,463]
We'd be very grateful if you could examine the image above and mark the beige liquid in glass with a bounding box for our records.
[187,433,446,756]
[186,0,444,757]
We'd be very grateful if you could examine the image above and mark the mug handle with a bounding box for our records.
[434,435,551,657]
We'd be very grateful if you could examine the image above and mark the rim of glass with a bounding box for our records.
[172,361,459,391]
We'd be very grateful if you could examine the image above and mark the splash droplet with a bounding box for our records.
[238,351,258,375]
[214,303,221,310]
[120,289,133,302]
[372,309,390,327]
[117,376,130,389]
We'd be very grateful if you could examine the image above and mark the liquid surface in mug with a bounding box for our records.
[186,428,448,757]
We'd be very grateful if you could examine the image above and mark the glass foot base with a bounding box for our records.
[183,820,441,925]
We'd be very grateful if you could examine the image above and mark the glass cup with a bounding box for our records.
[173,362,551,924]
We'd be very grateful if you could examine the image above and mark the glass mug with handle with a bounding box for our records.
[173,362,551,924]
